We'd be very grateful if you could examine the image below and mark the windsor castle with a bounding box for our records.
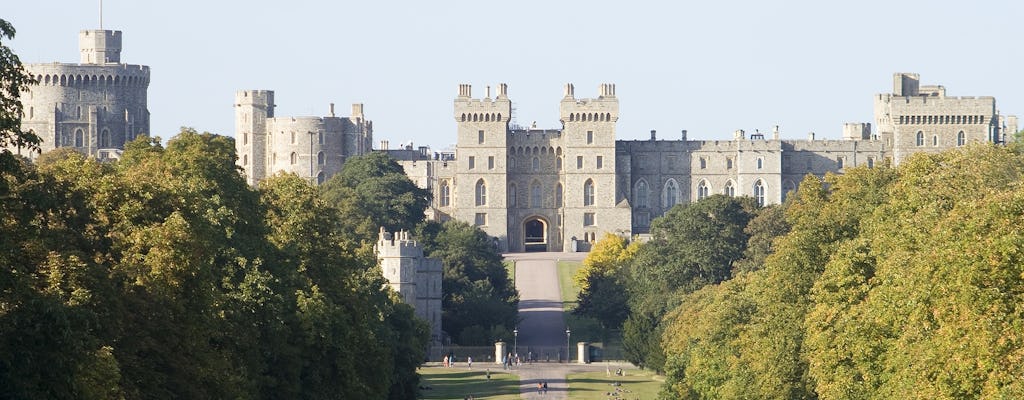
[9,27,1019,254]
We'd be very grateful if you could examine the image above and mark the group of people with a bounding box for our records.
[536,381,549,394]
[501,352,520,370]
[442,354,472,369]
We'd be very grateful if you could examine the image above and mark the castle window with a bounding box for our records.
[577,156,584,169]
[475,213,487,226]
[439,181,451,207]
[635,180,649,208]
[753,179,766,207]
[478,130,484,144]
[867,157,875,168]
[291,131,296,144]
[727,157,734,169]
[468,156,475,169]
[74,129,84,147]
[583,179,595,206]
[488,156,494,170]
[556,183,563,208]
[699,157,706,169]
[724,180,735,197]
[932,135,938,146]
[243,154,248,166]
[756,157,763,170]
[584,212,595,226]
[556,157,562,170]
[587,131,593,144]
[318,152,325,165]
[957,131,965,146]
[77,106,82,118]
[664,179,679,208]
[290,152,297,165]
[317,172,325,185]
[596,156,603,169]
[243,132,248,145]
[837,156,844,169]
[318,131,324,144]
[531,182,542,208]
[697,180,710,201]
[510,157,516,169]
[916,131,924,146]
[100,129,110,148]
[509,184,518,208]
[532,157,540,171]
[475,179,487,206]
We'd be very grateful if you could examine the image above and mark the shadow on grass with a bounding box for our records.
[419,367,520,399]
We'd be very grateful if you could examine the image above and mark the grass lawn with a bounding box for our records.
[556,260,583,310]
[504,260,516,287]
[419,366,521,399]
[566,368,663,400]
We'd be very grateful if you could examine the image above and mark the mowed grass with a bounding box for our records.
[566,368,664,400]
[419,366,521,399]
[556,260,583,310]
[504,260,516,286]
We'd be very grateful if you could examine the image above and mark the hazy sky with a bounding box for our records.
[6,1,1022,150]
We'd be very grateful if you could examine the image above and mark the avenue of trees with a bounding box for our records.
[0,19,517,398]
[575,145,1024,399]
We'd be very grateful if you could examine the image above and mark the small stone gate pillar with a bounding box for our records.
[577,342,590,364]
[495,341,507,365]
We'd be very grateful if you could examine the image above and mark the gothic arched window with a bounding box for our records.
[583,179,595,206]
[475,179,487,206]
[635,180,649,208]
[697,180,710,201]
[439,180,451,207]
[664,179,679,208]
[754,179,766,207]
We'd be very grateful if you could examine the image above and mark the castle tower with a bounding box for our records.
[14,28,150,160]
[876,73,1001,164]
[235,90,275,186]
[453,83,512,250]
[559,83,631,249]
[376,228,443,354]
[234,92,372,186]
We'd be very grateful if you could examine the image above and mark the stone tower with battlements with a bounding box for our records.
[452,84,512,248]
[13,28,150,160]
[376,227,443,352]
[235,91,373,186]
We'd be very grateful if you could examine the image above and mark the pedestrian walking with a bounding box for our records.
[467,356,473,369]
[443,355,449,368]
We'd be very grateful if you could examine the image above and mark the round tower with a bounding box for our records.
[19,29,150,159]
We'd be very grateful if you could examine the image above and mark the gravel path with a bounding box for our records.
[504,252,589,399]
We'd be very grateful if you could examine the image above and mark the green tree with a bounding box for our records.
[0,18,39,175]
[417,220,518,345]
[321,152,431,246]
[573,233,639,330]
[805,145,1024,399]
[623,195,757,371]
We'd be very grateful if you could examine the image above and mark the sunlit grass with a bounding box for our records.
[566,368,664,400]
[419,366,521,399]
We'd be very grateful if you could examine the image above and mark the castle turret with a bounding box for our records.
[453,83,512,249]
[376,227,443,355]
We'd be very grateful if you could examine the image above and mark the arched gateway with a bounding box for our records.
[523,217,548,252]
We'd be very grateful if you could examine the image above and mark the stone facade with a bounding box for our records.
[12,29,150,160]
[390,74,1016,252]
[235,91,373,186]
[375,228,443,355]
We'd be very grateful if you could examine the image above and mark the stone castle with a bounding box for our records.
[234,91,373,186]
[376,228,443,353]
[11,29,150,160]
[383,76,1017,252]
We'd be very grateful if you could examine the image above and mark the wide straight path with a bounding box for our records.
[504,252,587,399]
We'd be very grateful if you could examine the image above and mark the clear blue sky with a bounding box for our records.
[6,1,1022,150]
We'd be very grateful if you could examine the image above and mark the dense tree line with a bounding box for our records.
[575,144,1024,398]
[0,130,431,399]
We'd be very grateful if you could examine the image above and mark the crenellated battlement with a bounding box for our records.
[454,83,512,123]
[376,227,425,257]
[560,83,619,123]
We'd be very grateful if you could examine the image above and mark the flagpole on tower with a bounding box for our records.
[99,0,103,29]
